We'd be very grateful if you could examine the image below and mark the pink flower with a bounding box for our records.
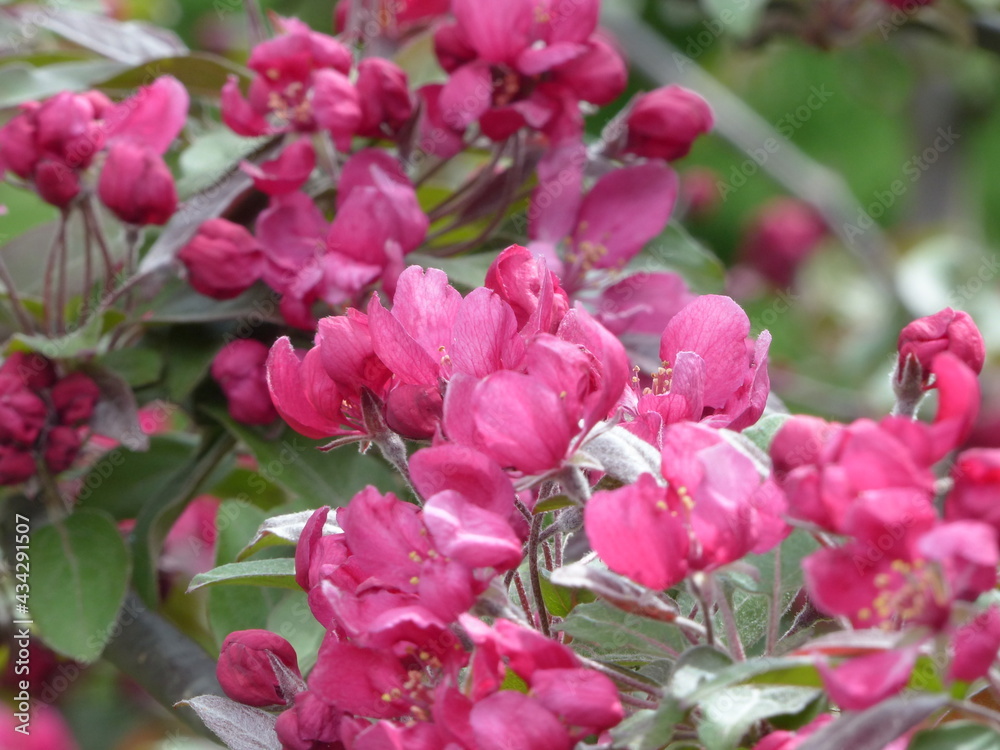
[217,629,301,707]
[0,704,79,750]
[0,375,47,446]
[178,218,265,299]
[818,647,917,711]
[220,19,359,147]
[267,337,353,440]
[43,426,82,474]
[484,244,569,336]
[98,140,177,225]
[240,139,315,196]
[211,340,279,425]
[434,0,625,143]
[949,606,1000,683]
[0,444,36,485]
[946,448,1000,533]
[619,85,714,161]
[738,198,827,288]
[585,473,691,590]
[752,715,834,750]
[160,495,219,580]
[529,145,678,290]
[898,308,986,384]
[51,371,100,426]
[275,690,343,750]
[356,58,414,138]
[0,352,57,390]
[804,520,998,630]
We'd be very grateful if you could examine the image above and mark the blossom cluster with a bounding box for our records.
[0,352,99,485]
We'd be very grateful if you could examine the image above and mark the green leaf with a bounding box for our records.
[22,7,187,65]
[266,590,327,676]
[804,694,948,750]
[610,699,686,750]
[31,510,131,662]
[698,685,822,750]
[77,435,199,520]
[8,311,107,359]
[670,646,735,700]
[641,223,726,294]
[176,129,272,198]
[95,348,163,388]
[0,60,129,108]
[532,495,575,513]
[189,558,298,593]
[538,570,594,618]
[741,413,792,454]
[208,500,282,647]
[407,252,496,290]
[908,722,1000,750]
[208,468,287,512]
[98,53,250,98]
[204,405,401,505]
[237,510,341,561]
[131,430,236,605]
[557,600,687,663]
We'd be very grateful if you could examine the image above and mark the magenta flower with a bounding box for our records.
[946,448,1000,533]
[434,0,625,143]
[817,647,917,711]
[618,85,714,161]
[949,606,1000,683]
[585,472,691,590]
[356,58,414,139]
[221,17,359,147]
[178,218,265,300]
[211,340,279,425]
[216,629,301,708]
[266,337,354,440]
[240,139,316,196]
[483,244,570,336]
[898,308,986,385]
[738,198,827,288]
[530,145,678,290]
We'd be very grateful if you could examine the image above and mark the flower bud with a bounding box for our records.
[622,85,713,161]
[739,198,827,288]
[217,630,301,707]
[34,159,81,208]
[178,219,265,299]
[51,372,101,426]
[0,444,36,485]
[211,341,279,425]
[897,308,986,385]
[98,141,177,226]
[44,426,82,474]
[0,352,56,390]
[0,107,39,179]
[0,375,47,446]
[356,58,414,138]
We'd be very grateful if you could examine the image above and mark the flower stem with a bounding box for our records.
[766,544,782,655]
[528,513,551,637]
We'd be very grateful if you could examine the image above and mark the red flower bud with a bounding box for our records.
[178,219,265,299]
[897,308,986,385]
[216,630,301,707]
[98,141,177,226]
[0,352,57,390]
[623,85,713,161]
[44,426,82,474]
[0,108,40,179]
[34,159,81,208]
[211,340,279,425]
[0,375,47,446]
[739,198,827,288]
[51,372,101,426]
[356,58,414,138]
[0,444,36,485]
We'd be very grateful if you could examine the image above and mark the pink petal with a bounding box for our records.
[818,648,917,711]
[424,490,523,570]
[266,338,343,439]
[311,69,361,151]
[451,287,524,377]
[584,473,690,590]
[105,76,189,154]
[453,0,534,64]
[660,295,751,409]
[573,161,678,269]
[469,692,572,750]
[241,139,315,196]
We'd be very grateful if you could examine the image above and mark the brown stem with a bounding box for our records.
[528,513,551,637]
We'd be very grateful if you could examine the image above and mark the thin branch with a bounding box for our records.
[528,513,551,637]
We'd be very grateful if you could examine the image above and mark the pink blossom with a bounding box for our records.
[211,340,279,425]
[817,647,917,711]
[619,85,714,161]
[179,218,265,300]
[949,606,1000,683]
